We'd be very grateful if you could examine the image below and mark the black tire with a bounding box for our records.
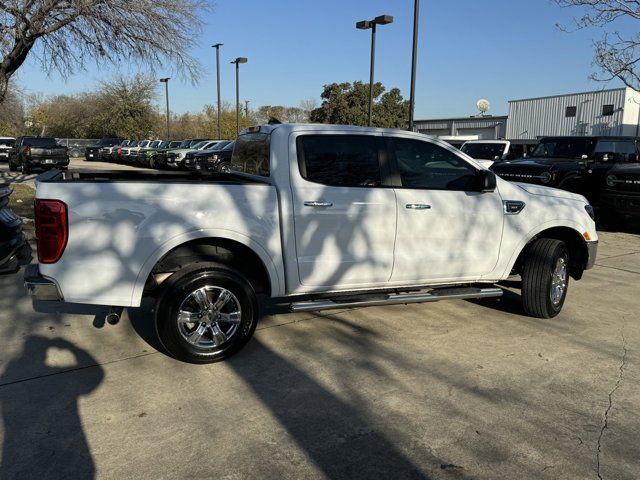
[155,262,259,363]
[21,163,31,175]
[8,160,17,172]
[521,238,569,318]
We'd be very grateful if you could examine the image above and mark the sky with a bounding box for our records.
[12,0,638,119]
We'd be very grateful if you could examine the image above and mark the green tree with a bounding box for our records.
[93,75,162,139]
[310,81,409,129]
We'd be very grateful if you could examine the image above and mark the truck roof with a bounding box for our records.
[244,123,438,139]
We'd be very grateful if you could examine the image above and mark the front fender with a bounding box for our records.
[496,219,590,280]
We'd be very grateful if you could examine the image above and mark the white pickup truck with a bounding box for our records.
[25,124,598,363]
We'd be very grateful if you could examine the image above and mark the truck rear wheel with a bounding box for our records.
[155,262,259,363]
[521,238,569,318]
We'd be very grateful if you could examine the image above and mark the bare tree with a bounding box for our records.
[555,0,640,88]
[0,0,210,103]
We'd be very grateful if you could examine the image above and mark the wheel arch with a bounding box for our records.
[511,225,589,280]
[131,231,283,306]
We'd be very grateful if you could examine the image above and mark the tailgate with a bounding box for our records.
[32,147,67,158]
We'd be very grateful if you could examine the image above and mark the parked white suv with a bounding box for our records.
[461,140,518,168]
[26,124,598,363]
[0,136,15,162]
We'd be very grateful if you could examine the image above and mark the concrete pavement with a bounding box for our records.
[0,229,638,479]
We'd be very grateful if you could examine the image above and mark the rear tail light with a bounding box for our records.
[25,146,31,156]
[35,199,68,263]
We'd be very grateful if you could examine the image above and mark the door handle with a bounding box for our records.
[406,203,431,210]
[304,201,333,207]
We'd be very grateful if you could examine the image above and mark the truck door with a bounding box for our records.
[290,132,397,288]
[387,136,504,283]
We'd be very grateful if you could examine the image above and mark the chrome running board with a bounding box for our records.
[289,287,503,313]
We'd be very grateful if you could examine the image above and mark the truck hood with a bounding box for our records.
[493,157,583,172]
[515,182,587,203]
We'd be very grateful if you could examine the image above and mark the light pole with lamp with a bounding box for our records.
[159,78,171,139]
[356,15,393,127]
[212,43,223,139]
[231,57,248,136]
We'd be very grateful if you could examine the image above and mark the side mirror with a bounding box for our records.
[480,170,497,192]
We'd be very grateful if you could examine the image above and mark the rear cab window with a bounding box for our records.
[230,131,271,176]
[23,137,59,148]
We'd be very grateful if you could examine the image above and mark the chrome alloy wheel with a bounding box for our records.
[550,256,568,306]
[176,286,242,349]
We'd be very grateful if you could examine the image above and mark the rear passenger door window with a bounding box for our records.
[389,138,479,191]
[297,135,382,187]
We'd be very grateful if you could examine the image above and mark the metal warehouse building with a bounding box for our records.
[413,115,507,145]
[507,87,640,140]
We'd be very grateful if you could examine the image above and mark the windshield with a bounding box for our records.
[138,140,150,148]
[530,138,596,159]
[211,141,231,151]
[128,141,139,148]
[461,143,506,160]
[170,141,182,148]
[178,140,191,148]
[150,140,162,148]
[222,141,235,151]
[0,138,14,147]
[192,141,210,149]
[24,137,59,148]
[97,138,120,147]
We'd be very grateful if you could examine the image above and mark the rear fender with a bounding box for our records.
[130,229,283,306]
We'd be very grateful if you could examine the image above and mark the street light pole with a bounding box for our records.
[368,23,376,127]
[409,0,420,131]
[231,57,248,136]
[212,43,223,139]
[159,78,170,139]
[356,15,393,127]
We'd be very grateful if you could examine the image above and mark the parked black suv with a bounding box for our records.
[491,136,640,204]
[85,137,122,161]
[185,141,235,172]
[9,136,69,174]
[600,163,640,221]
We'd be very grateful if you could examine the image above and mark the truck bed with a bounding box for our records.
[37,169,269,185]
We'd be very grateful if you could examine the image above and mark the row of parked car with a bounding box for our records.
[85,137,236,172]
[460,136,640,225]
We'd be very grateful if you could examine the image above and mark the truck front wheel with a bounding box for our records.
[155,262,258,363]
[521,238,569,318]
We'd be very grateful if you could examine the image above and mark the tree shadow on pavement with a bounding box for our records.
[226,335,476,480]
[0,335,103,479]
